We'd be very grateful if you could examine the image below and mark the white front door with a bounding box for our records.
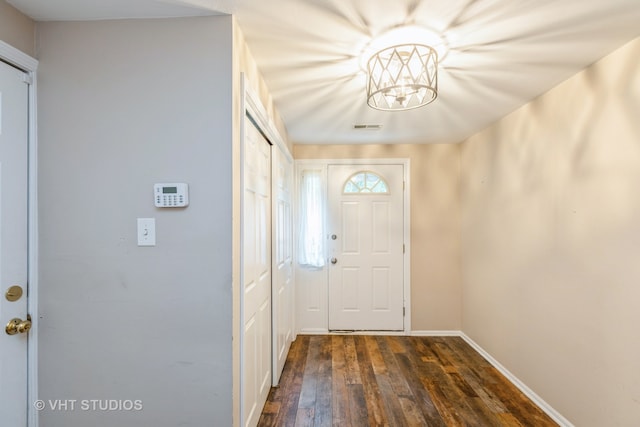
[0,60,30,425]
[242,116,272,427]
[327,164,404,331]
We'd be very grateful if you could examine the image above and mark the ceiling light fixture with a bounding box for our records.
[366,43,438,111]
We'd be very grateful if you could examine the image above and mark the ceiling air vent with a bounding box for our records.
[353,124,383,130]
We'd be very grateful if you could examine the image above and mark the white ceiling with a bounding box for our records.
[9,0,640,144]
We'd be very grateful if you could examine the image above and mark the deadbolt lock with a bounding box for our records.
[5,285,23,302]
[5,315,32,335]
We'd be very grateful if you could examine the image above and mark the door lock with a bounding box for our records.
[5,315,31,335]
[5,285,23,302]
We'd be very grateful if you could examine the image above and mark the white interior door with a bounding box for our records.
[272,146,293,385]
[328,164,404,331]
[0,60,30,425]
[242,116,272,427]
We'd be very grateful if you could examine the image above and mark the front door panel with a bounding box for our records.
[327,164,404,331]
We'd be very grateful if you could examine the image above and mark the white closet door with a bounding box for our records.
[272,145,294,385]
[242,117,272,427]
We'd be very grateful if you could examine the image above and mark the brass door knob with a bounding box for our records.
[5,317,32,335]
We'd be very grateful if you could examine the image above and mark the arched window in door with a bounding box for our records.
[343,171,389,194]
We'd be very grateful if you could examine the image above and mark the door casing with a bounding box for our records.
[0,40,39,427]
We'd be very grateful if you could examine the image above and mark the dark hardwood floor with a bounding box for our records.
[258,335,558,427]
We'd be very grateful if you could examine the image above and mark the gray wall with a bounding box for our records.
[36,17,234,426]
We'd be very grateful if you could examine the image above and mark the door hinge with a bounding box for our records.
[22,74,33,85]
[403,307,406,317]
[403,244,405,254]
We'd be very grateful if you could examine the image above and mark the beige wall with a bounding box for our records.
[460,37,640,426]
[37,17,235,427]
[233,19,290,153]
[294,143,461,330]
[0,1,35,56]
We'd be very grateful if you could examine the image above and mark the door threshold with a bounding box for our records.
[328,330,406,335]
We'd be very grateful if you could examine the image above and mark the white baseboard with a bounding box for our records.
[297,328,572,425]
[459,333,574,427]
[410,330,463,336]
[411,330,572,426]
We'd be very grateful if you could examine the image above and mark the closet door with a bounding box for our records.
[272,146,294,384]
[242,116,272,427]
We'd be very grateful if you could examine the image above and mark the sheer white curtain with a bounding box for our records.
[298,169,325,269]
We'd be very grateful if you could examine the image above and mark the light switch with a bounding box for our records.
[137,218,156,246]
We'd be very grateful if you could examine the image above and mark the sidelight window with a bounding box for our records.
[298,169,325,269]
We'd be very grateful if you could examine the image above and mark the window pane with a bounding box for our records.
[343,171,389,194]
[365,173,380,189]
[344,181,359,193]
[371,180,388,193]
[298,170,325,268]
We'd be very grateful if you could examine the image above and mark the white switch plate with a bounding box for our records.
[137,218,156,246]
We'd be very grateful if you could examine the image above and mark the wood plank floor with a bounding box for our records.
[258,335,558,427]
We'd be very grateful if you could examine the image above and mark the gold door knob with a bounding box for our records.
[5,317,32,335]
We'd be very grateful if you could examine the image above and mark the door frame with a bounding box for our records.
[296,158,411,334]
[0,41,39,427]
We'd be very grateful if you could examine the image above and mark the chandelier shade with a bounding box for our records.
[366,43,438,111]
